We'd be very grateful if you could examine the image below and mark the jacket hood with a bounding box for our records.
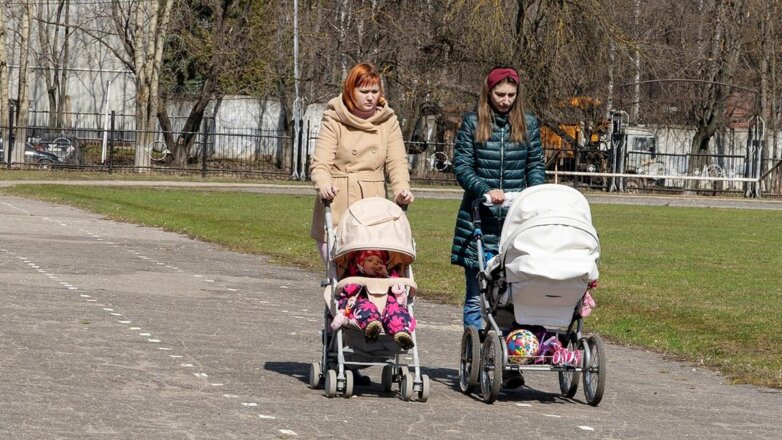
[324,95,395,132]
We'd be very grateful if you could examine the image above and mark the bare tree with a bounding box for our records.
[686,0,747,178]
[157,1,247,165]
[1,4,10,160]
[33,0,71,128]
[77,0,174,167]
[11,0,33,164]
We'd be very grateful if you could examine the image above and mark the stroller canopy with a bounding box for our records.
[333,197,415,270]
[499,184,599,283]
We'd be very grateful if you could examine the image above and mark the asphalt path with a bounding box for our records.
[1,186,781,439]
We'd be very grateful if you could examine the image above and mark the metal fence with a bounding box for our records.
[3,110,782,197]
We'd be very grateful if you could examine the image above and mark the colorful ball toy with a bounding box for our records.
[506,329,539,364]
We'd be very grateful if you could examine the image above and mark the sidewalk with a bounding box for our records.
[1,193,781,439]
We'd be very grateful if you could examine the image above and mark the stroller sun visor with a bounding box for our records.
[499,184,600,283]
[333,197,416,270]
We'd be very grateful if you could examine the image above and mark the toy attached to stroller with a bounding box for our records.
[307,197,430,402]
[458,184,606,405]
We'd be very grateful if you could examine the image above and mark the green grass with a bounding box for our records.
[3,184,781,388]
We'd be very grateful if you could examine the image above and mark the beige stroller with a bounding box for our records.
[307,197,430,402]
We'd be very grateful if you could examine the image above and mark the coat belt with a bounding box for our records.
[330,170,385,186]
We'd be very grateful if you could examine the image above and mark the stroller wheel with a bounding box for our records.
[418,374,431,403]
[459,327,481,394]
[381,365,394,393]
[400,373,415,401]
[480,331,503,404]
[324,369,338,398]
[342,370,354,398]
[308,362,322,389]
[558,337,580,398]
[582,334,606,406]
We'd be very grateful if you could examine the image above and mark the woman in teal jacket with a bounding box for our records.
[451,66,546,329]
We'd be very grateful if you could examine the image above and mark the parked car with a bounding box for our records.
[0,139,62,165]
[32,136,83,165]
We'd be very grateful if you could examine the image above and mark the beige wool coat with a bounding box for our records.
[310,95,411,241]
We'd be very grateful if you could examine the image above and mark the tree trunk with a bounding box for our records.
[132,0,174,169]
[14,2,33,164]
[0,7,9,162]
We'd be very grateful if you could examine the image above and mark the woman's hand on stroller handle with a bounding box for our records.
[394,189,414,206]
[482,190,521,207]
[319,184,339,202]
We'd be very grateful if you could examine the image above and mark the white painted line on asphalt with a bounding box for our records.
[578,426,595,431]
[169,355,183,358]
[103,308,114,311]
[110,313,122,316]
[139,332,151,336]
[147,339,161,343]
[130,327,141,330]
[205,279,215,283]
[81,294,91,298]
[258,415,275,419]
[211,383,223,386]
[68,287,78,290]
[194,274,203,278]
[118,320,131,324]
[515,403,532,407]
[543,414,561,418]
[279,429,297,436]
[195,373,208,378]
[224,394,238,398]
[158,347,171,351]
[87,299,97,302]
[241,402,258,407]
[181,363,194,367]
[226,288,238,291]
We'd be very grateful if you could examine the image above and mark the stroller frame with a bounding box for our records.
[458,195,606,406]
[307,199,430,402]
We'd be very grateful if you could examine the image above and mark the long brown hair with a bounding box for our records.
[342,63,387,112]
[476,70,528,143]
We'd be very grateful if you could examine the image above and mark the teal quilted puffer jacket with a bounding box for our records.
[450,111,546,269]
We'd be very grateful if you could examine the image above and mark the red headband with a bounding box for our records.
[486,68,520,91]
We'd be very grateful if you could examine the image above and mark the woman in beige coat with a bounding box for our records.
[310,63,414,258]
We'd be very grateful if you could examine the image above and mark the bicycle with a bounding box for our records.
[428,151,452,172]
[148,141,173,162]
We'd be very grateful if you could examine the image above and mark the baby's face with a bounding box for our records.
[361,255,388,277]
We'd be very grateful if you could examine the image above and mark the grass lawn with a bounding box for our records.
[3,184,781,388]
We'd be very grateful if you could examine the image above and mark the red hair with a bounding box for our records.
[342,63,387,112]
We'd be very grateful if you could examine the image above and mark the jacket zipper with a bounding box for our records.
[499,125,505,190]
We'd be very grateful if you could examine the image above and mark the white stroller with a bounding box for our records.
[458,184,606,405]
[307,197,430,402]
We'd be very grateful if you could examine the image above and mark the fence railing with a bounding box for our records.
[3,113,782,197]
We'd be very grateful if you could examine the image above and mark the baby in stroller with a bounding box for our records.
[308,197,430,401]
[331,249,416,349]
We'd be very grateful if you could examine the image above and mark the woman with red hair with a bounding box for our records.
[310,63,414,260]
